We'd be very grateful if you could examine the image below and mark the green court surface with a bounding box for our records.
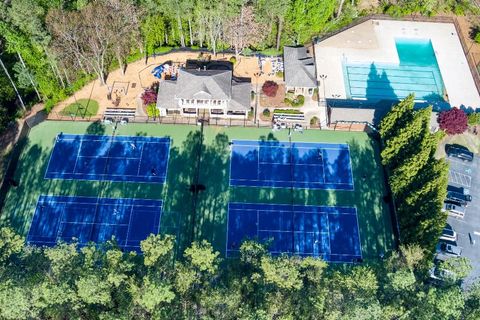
[0,121,395,260]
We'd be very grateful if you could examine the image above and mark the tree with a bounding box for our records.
[380,97,449,250]
[141,89,157,105]
[224,5,267,59]
[438,107,468,135]
[262,80,279,97]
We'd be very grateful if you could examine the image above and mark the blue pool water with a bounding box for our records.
[344,38,445,101]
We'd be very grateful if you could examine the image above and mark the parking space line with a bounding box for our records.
[449,170,472,187]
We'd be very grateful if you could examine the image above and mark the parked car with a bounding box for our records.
[429,265,456,282]
[293,123,303,132]
[279,122,287,129]
[445,144,474,162]
[440,224,457,242]
[446,190,472,205]
[437,242,462,257]
[442,201,466,218]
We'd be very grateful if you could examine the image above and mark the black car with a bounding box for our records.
[446,190,472,205]
[445,144,474,162]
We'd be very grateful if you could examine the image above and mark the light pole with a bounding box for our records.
[254,72,259,124]
[319,74,327,102]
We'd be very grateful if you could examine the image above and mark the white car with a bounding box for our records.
[440,224,457,242]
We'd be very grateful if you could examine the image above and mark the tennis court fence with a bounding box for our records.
[46,114,325,130]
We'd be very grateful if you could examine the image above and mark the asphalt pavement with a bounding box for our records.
[445,156,480,287]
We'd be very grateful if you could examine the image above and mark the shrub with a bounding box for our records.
[45,99,55,113]
[276,71,284,78]
[273,109,302,115]
[141,89,157,106]
[310,116,319,125]
[150,81,159,93]
[284,95,304,107]
[262,81,279,97]
[146,103,160,118]
[229,56,237,65]
[262,108,271,117]
[438,108,468,135]
[468,112,480,125]
[475,32,480,44]
[251,91,255,101]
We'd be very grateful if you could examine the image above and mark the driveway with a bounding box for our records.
[446,156,480,287]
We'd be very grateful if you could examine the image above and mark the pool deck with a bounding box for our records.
[314,19,480,110]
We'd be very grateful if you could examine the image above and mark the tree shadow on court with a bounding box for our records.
[86,121,106,135]
[326,137,395,260]
[159,130,203,256]
[195,133,231,250]
[0,139,48,232]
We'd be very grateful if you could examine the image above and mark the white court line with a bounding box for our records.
[47,171,166,179]
[77,155,143,160]
[226,204,359,257]
[59,135,171,144]
[124,201,136,245]
[136,142,146,175]
[258,229,329,234]
[258,162,324,167]
[231,177,353,185]
[61,221,130,226]
[325,212,332,255]
[229,202,358,212]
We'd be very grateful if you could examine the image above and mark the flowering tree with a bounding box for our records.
[262,81,279,97]
[141,89,157,106]
[438,108,468,135]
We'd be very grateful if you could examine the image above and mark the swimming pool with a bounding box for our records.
[343,38,445,102]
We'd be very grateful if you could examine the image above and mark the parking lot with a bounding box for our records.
[446,156,480,287]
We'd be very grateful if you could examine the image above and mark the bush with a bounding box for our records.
[310,116,319,126]
[468,112,480,125]
[262,108,271,117]
[262,81,279,97]
[229,56,237,64]
[273,109,302,115]
[45,99,55,113]
[141,89,157,106]
[276,71,284,78]
[284,95,304,107]
[475,32,480,44]
[438,108,468,135]
[251,91,255,101]
[146,103,160,118]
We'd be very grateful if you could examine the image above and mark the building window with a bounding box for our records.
[227,111,246,116]
[211,109,224,115]
[183,108,197,114]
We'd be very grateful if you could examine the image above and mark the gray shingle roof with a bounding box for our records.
[230,79,251,111]
[283,46,317,88]
[156,80,177,109]
[156,69,251,111]
[176,69,231,100]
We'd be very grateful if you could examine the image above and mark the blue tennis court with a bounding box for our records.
[27,195,162,252]
[229,140,354,190]
[45,134,170,183]
[227,202,362,262]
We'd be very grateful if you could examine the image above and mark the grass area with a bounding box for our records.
[0,121,395,260]
[436,131,480,159]
[60,99,99,117]
[259,48,282,56]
